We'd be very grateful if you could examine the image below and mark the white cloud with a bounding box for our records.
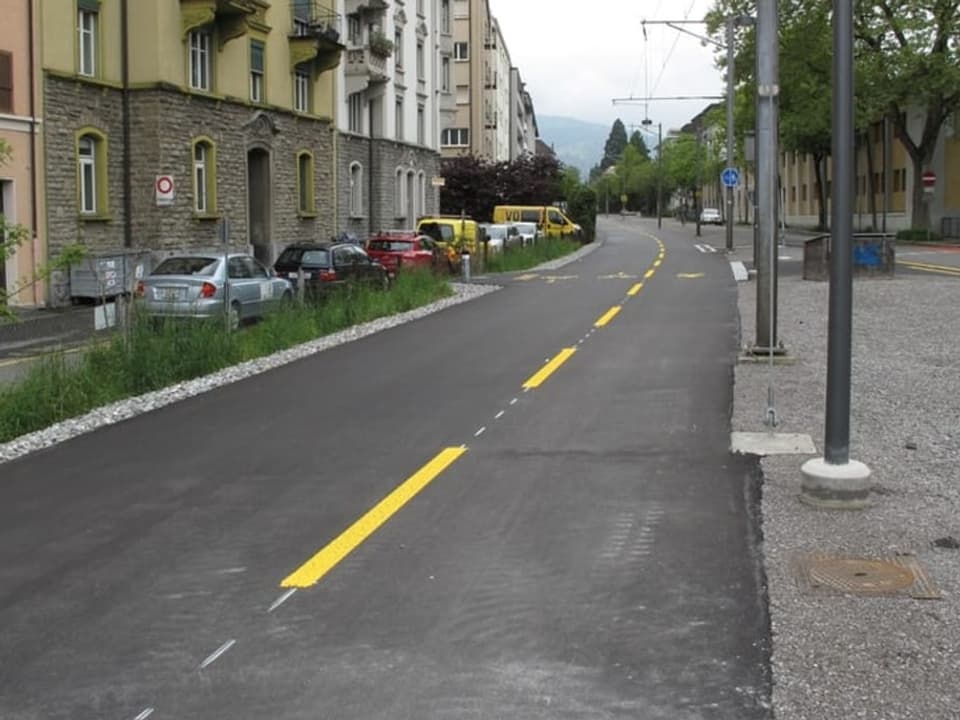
[492,0,724,135]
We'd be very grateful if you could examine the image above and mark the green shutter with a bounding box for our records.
[77,0,101,12]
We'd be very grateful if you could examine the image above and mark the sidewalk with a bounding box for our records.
[730,251,959,718]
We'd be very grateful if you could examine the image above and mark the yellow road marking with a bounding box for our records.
[281,446,467,588]
[644,269,655,279]
[522,347,577,389]
[598,272,637,279]
[899,260,960,276]
[677,272,705,279]
[653,259,663,268]
[543,275,578,284]
[515,273,540,281]
[594,305,622,328]
[627,282,644,296]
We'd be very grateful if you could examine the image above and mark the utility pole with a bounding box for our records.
[800,0,871,508]
[754,0,779,353]
[695,124,702,237]
[724,15,755,251]
[640,118,663,229]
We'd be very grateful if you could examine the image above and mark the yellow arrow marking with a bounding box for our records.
[515,273,540,281]
[543,275,578,284]
[677,272,705,279]
[598,272,637,279]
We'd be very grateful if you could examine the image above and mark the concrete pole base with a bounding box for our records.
[800,457,872,510]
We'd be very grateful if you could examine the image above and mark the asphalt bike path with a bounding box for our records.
[0,218,770,718]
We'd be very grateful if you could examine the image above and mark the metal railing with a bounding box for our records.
[291,1,342,40]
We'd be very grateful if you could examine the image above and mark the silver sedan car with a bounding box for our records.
[136,253,293,328]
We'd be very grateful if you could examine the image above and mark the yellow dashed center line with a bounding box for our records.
[522,347,577,389]
[594,305,622,328]
[281,446,468,588]
[644,269,656,279]
[628,282,644,296]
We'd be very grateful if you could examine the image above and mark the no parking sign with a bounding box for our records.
[155,175,175,206]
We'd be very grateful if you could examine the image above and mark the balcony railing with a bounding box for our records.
[345,47,389,80]
[291,1,342,42]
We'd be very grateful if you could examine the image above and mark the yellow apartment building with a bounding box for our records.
[0,0,46,307]
[42,0,344,302]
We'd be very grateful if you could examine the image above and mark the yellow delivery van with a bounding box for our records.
[492,205,582,241]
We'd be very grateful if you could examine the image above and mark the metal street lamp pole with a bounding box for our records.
[754,0,778,352]
[642,118,663,229]
[800,0,871,509]
[695,124,702,237]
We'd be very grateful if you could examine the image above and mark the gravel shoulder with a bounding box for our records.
[733,272,960,719]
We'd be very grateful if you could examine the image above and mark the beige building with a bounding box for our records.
[442,0,512,161]
[0,0,45,308]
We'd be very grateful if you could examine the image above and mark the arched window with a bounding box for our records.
[349,162,363,217]
[75,128,108,216]
[297,151,316,214]
[395,168,405,218]
[191,137,217,215]
[406,170,416,223]
[417,171,426,218]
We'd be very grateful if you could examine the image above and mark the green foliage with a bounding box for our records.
[558,166,582,202]
[484,238,581,273]
[439,154,562,220]
[368,31,395,58]
[566,185,598,241]
[601,119,628,170]
[629,130,651,160]
[0,271,452,442]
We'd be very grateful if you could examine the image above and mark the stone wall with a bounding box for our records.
[44,76,336,301]
[337,132,440,239]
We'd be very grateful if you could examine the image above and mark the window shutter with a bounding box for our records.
[0,52,12,113]
[78,0,101,11]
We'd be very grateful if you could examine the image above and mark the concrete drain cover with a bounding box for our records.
[794,553,941,599]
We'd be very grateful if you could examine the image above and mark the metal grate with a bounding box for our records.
[793,553,941,600]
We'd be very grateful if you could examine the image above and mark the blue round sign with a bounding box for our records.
[721,167,740,188]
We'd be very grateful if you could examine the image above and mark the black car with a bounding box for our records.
[274,242,389,298]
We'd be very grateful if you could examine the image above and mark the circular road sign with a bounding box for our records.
[721,167,740,188]
[922,170,936,188]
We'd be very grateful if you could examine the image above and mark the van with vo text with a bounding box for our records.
[492,206,583,241]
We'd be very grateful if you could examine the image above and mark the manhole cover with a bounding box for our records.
[794,553,941,599]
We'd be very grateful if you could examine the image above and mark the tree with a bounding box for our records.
[439,154,562,220]
[600,118,628,170]
[629,130,651,160]
[855,0,960,229]
[558,166,582,203]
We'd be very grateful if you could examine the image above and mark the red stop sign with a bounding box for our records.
[922,170,936,188]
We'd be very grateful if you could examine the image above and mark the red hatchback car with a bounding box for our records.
[365,231,446,277]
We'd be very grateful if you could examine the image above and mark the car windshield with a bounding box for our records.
[151,257,219,276]
[485,226,508,239]
[369,240,413,252]
[419,223,454,242]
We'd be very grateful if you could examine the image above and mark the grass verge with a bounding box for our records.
[483,238,582,274]
[0,270,452,444]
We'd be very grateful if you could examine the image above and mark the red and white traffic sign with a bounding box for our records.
[155,175,175,206]
[922,170,936,192]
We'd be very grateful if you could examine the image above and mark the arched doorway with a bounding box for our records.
[247,147,272,265]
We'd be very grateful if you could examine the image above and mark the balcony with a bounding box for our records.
[290,2,345,73]
[180,0,270,47]
[344,47,389,95]
[344,0,388,17]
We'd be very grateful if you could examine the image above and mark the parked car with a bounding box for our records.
[365,231,446,277]
[479,223,512,253]
[135,252,293,329]
[492,205,583,241]
[700,207,723,225]
[274,241,389,298]
[509,221,540,247]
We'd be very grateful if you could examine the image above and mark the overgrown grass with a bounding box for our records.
[483,238,582,274]
[896,228,943,243]
[0,270,452,443]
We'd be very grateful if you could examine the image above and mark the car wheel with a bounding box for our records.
[228,302,241,331]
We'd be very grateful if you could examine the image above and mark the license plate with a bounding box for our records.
[160,288,182,301]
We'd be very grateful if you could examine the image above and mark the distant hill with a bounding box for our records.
[536,115,610,179]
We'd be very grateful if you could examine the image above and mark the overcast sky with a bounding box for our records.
[491,0,724,137]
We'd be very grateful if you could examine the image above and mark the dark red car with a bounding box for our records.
[365,231,446,277]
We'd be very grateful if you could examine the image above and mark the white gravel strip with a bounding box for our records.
[733,272,960,719]
[0,282,499,465]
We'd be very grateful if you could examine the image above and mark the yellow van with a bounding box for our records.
[416,216,481,254]
[492,205,583,241]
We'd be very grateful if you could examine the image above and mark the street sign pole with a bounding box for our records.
[726,16,736,252]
